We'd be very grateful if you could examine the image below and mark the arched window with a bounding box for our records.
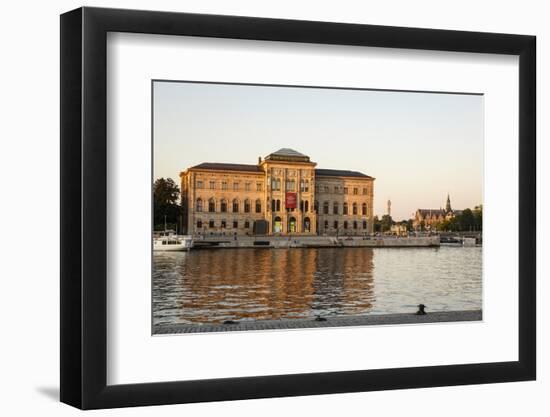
[343,202,349,215]
[232,199,239,213]
[220,199,227,213]
[244,199,250,213]
[333,202,339,215]
[271,199,276,211]
[208,198,215,213]
[300,200,304,212]
[323,201,329,214]
[196,198,203,212]
[276,199,281,211]
[353,202,358,215]
[255,199,262,213]
[305,201,309,212]
[362,203,367,216]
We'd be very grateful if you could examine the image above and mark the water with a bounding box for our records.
[153,246,482,326]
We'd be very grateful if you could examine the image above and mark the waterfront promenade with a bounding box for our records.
[191,235,440,250]
[154,310,482,334]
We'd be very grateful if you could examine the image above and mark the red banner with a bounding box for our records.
[285,192,297,209]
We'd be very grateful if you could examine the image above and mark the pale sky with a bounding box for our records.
[153,81,483,220]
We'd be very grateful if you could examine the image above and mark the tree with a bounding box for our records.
[473,205,483,231]
[372,215,381,233]
[153,178,181,231]
[380,215,393,232]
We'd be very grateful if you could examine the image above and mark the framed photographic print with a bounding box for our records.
[60,7,536,409]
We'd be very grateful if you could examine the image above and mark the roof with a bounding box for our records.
[315,168,372,179]
[416,209,446,217]
[189,162,262,173]
[265,148,311,162]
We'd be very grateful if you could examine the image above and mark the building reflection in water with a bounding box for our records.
[153,248,375,325]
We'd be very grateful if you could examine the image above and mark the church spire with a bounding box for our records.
[445,193,452,213]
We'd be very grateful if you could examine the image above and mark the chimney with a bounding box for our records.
[258,156,262,164]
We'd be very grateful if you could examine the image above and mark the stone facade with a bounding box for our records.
[180,149,375,236]
[412,194,463,230]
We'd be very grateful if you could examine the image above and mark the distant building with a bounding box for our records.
[412,194,463,230]
[179,148,375,236]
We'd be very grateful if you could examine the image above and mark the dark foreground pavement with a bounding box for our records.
[154,310,482,335]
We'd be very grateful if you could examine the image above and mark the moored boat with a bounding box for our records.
[153,231,193,251]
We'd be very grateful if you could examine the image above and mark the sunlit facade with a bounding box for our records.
[180,149,375,236]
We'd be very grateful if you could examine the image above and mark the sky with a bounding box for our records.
[153,81,483,220]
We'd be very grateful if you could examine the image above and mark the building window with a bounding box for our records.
[362,187,368,195]
[245,182,251,191]
[221,181,228,190]
[314,201,319,213]
[232,199,239,213]
[363,220,367,229]
[300,179,309,193]
[197,180,204,189]
[196,198,203,212]
[233,182,239,191]
[244,220,250,229]
[244,199,250,213]
[353,202,358,215]
[209,220,215,228]
[220,199,227,213]
[362,203,367,216]
[324,220,328,229]
[333,202,339,215]
[305,201,309,212]
[276,199,281,211]
[256,182,262,191]
[208,198,215,212]
[353,187,358,195]
[323,201,329,214]
[324,185,330,193]
[233,220,238,229]
[286,179,295,191]
[305,179,309,192]
[334,220,338,229]
[300,200,304,212]
[334,186,340,193]
[343,202,349,215]
[271,178,281,191]
[344,221,348,229]
[353,221,358,229]
[271,199,276,211]
[197,220,202,229]
[221,220,226,229]
[209,180,215,189]
[255,199,262,213]
[343,187,348,194]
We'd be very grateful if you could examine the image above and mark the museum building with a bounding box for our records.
[180,149,375,236]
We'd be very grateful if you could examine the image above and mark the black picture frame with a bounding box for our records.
[60,6,536,410]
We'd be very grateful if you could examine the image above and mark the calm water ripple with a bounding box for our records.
[153,247,482,325]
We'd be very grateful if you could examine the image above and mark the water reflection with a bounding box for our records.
[153,247,482,325]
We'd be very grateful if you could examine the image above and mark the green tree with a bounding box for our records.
[372,215,381,233]
[153,178,181,231]
[473,205,483,231]
[380,215,393,232]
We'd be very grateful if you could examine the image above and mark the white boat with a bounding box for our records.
[153,232,193,251]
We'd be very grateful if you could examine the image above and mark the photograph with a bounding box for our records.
[152,80,484,335]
